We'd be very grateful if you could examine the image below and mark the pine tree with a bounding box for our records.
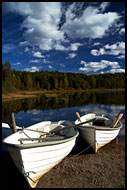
[64,74,69,90]
[25,73,32,90]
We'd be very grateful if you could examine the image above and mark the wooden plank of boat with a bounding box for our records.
[75,113,122,153]
[3,120,79,188]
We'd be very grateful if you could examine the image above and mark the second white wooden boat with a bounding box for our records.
[75,113,122,153]
[3,120,79,188]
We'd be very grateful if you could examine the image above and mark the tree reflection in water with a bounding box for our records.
[2,91,125,136]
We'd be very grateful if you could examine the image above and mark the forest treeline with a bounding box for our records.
[2,61,125,93]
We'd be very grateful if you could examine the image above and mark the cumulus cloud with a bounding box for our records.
[24,47,29,53]
[3,2,121,53]
[24,66,40,72]
[13,62,21,65]
[62,3,120,39]
[91,42,125,59]
[29,59,40,63]
[54,42,66,51]
[66,53,77,59]
[48,65,53,69]
[93,42,101,46]
[54,42,82,52]
[4,2,64,50]
[33,51,44,58]
[108,68,125,73]
[19,41,28,46]
[99,2,110,12]
[68,43,82,51]
[119,28,125,35]
[79,59,123,73]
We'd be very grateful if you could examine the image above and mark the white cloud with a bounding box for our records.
[24,66,40,72]
[13,62,21,65]
[3,2,121,54]
[54,42,82,52]
[68,43,82,51]
[54,42,66,51]
[39,39,54,51]
[29,59,40,63]
[19,41,28,46]
[119,28,125,35]
[24,47,29,53]
[117,55,125,59]
[62,3,120,39]
[91,42,125,58]
[66,53,77,59]
[4,2,64,50]
[108,68,125,73]
[99,2,110,12]
[93,42,101,46]
[33,51,44,58]
[48,65,52,69]
[90,49,99,56]
[79,59,121,73]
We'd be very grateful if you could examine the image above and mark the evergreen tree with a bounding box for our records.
[64,74,69,90]
[2,61,125,93]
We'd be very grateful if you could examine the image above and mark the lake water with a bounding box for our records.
[2,91,125,145]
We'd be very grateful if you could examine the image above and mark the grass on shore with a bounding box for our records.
[2,88,125,101]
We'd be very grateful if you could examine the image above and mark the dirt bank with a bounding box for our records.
[37,138,125,188]
[2,137,125,188]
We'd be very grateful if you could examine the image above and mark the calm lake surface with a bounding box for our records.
[2,91,125,145]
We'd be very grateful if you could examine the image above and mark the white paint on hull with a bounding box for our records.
[75,113,122,153]
[21,140,75,172]
[95,128,120,152]
[6,138,76,187]
[3,120,78,188]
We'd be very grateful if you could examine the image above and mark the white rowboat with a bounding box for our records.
[3,120,79,188]
[75,113,122,153]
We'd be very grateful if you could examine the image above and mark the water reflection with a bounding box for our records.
[2,91,125,140]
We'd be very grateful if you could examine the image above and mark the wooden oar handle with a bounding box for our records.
[113,113,123,128]
[76,112,81,122]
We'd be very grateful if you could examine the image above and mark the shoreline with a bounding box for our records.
[2,138,125,188]
[2,88,125,101]
[37,138,125,188]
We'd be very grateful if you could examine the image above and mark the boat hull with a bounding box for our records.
[95,128,120,152]
[6,138,76,188]
[3,120,79,188]
[75,113,122,153]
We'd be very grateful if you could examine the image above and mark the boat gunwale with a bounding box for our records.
[3,132,79,149]
[77,120,122,131]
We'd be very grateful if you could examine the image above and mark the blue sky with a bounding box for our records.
[2,2,125,74]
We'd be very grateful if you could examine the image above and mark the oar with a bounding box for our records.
[113,113,123,128]
[76,112,81,122]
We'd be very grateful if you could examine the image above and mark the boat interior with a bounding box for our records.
[3,121,77,145]
[77,114,121,129]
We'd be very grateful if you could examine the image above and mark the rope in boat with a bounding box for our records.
[20,128,31,139]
